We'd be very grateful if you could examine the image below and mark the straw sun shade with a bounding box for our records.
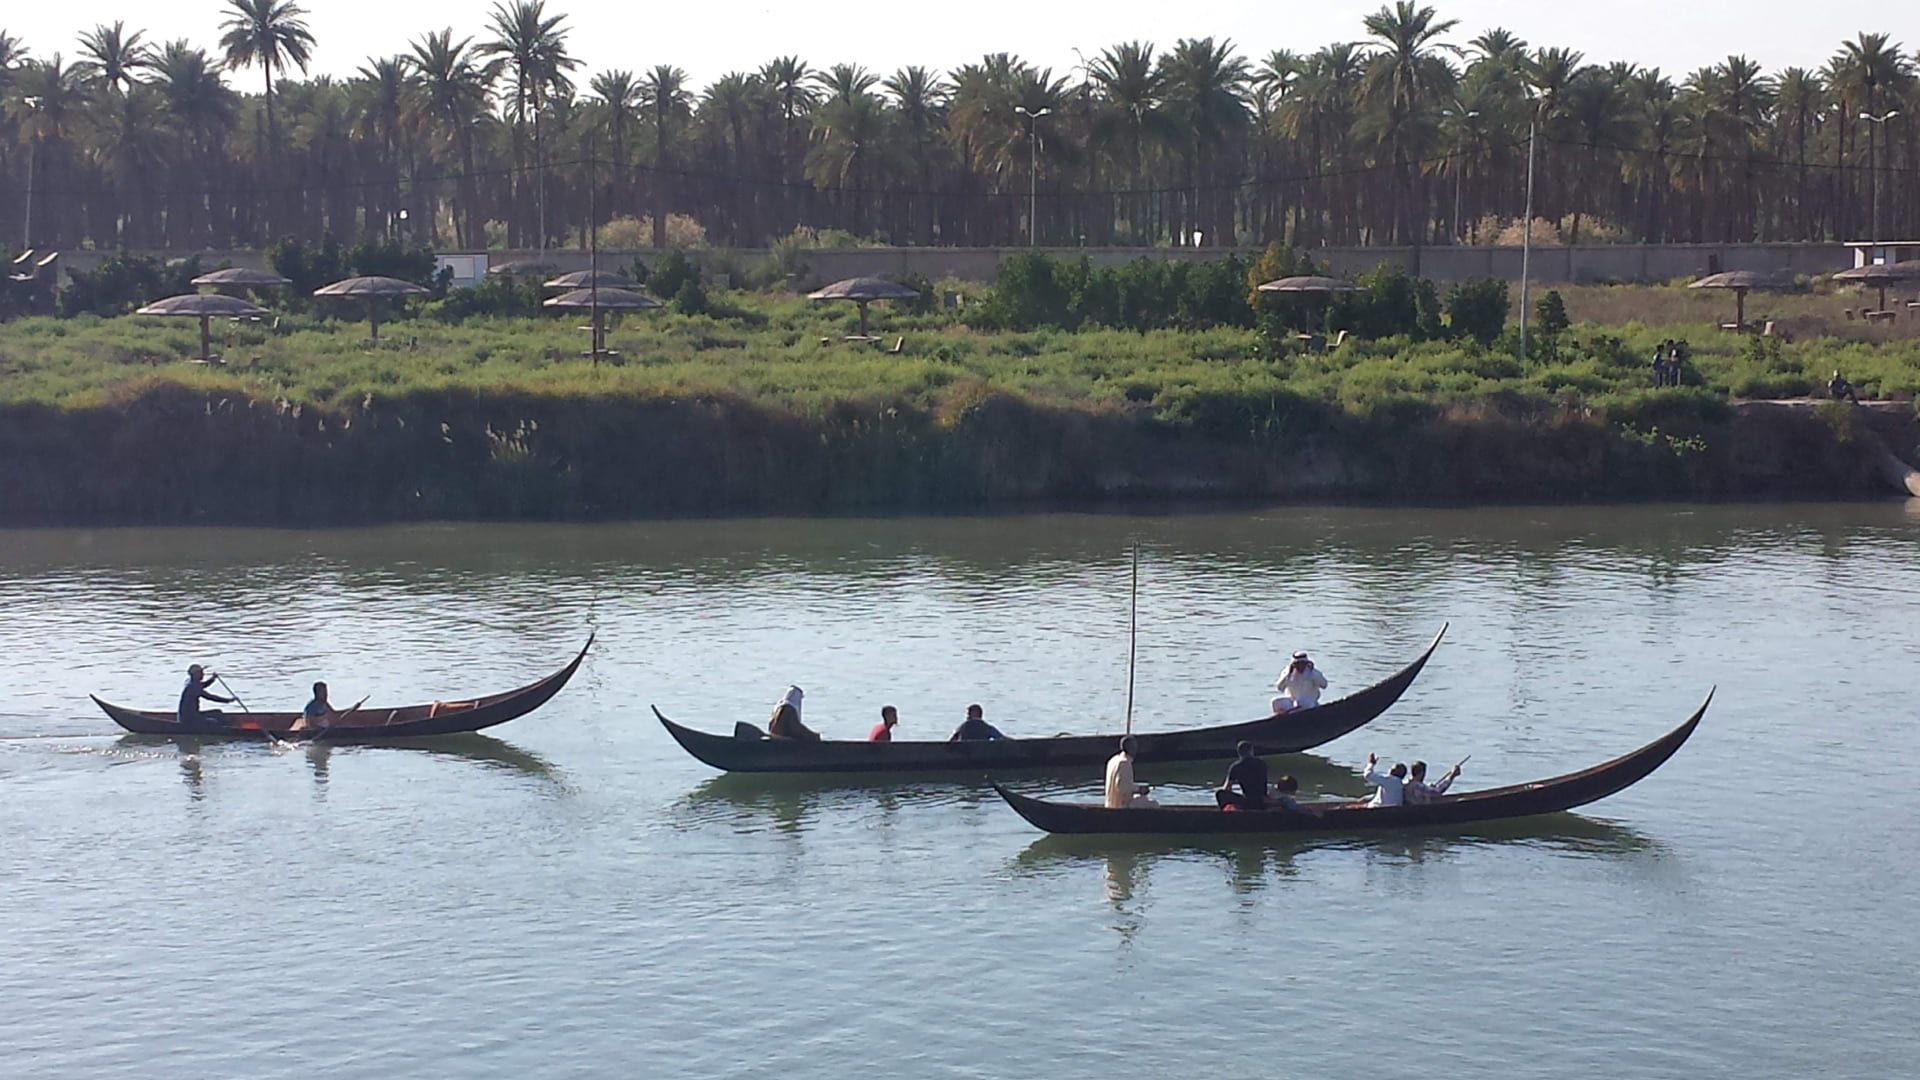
[312,275,430,342]
[543,287,661,359]
[1687,269,1778,326]
[1255,275,1359,292]
[136,293,269,363]
[543,269,635,291]
[806,276,922,336]
[190,267,292,289]
[1833,260,1920,313]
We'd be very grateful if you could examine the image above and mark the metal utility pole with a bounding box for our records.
[1861,110,1901,265]
[1519,115,1538,358]
[1015,106,1052,246]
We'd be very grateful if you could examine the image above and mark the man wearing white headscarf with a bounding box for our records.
[767,685,820,741]
[1271,650,1328,714]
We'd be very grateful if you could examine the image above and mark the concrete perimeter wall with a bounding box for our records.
[56,242,1853,286]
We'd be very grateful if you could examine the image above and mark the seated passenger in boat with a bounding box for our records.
[767,686,821,741]
[1271,775,1304,811]
[948,704,1006,742]
[1362,753,1407,807]
[869,705,899,742]
[1215,740,1270,810]
[294,681,335,731]
[1404,760,1460,804]
[1104,736,1156,808]
[178,664,233,724]
[1271,651,1329,714]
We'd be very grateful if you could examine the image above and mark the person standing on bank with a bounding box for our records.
[178,664,233,725]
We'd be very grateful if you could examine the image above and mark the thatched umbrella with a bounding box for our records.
[136,293,269,363]
[806,276,922,337]
[191,267,292,290]
[489,260,558,278]
[1257,275,1358,337]
[543,287,662,359]
[1687,269,1777,327]
[544,269,635,291]
[1256,275,1359,293]
[1833,260,1920,315]
[313,275,431,342]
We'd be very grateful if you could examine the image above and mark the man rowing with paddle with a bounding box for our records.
[1405,759,1463,804]
[178,664,234,725]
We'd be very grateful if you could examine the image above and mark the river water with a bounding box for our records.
[1,504,1915,1078]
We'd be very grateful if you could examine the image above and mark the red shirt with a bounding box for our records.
[868,722,893,742]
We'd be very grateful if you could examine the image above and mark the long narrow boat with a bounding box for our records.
[993,690,1710,835]
[91,636,592,740]
[655,626,1445,774]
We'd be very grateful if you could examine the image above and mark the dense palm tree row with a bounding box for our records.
[5,2,1920,253]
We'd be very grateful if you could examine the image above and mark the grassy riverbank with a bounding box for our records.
[2,284,1917,524]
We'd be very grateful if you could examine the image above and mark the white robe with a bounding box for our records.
[1273,665,1328,712]
[1104,752,1154,808]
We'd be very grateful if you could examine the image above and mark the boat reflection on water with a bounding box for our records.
[1014,811,1663,885]
[114,732,566,792]
[680,771,996,834]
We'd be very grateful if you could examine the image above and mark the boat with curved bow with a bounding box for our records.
[655,626,1445,774]
[91,636,592,740]
[993,690,1710,835]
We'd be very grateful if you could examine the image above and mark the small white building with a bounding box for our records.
[1844,241,1920,268]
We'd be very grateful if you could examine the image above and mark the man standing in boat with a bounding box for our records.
[948,704,1006,742]
[178,664,233,725]
[869,705,899,742]
[1272,651,1328,714]
[1215,740,1270,810]
[1104,736,1155,808]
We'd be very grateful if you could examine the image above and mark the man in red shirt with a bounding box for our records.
[869,705,899,742]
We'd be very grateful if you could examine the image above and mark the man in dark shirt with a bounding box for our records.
[948,704,1006,742]
[1216,740,1270,809]
[178,664,233,724]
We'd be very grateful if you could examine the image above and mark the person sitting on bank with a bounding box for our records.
[1404,759,1461,804]
[1362,752,1407,807]
[948,703,1006,742]
[1829,370,1860,403]
[178,664,233,724]
[1271,651,1329,714]
[869,705,899,742]
[767,685,820,741]
[1104,735,1156,808]
[295,681,335,731]
[1216,740,1270,810]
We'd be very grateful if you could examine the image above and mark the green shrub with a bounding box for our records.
[673,278,709,316]
[649,250,702,301]
[1445,278,1508,346]
[57,254,204,318]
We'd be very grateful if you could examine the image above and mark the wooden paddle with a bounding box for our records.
[217,674,287,747]
[305,696,368,740]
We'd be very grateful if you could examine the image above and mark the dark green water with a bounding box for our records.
[2,503,1914,1078]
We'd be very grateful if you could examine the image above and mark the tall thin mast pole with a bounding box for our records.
[1125,544,1138,735]
[1519,115,1537,360]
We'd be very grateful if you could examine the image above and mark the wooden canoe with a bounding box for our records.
[90,636,592,740]
[993,690,1710,835]
[655,626,1445,774]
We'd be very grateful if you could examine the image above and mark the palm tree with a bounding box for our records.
[1561,66,1636,242]
[1159,38,1250,246]
[147,40,237,245]
[479,0,580,248]
[1089,42,1168,243]
[353,56,410,237]
[74,22,152,95]
[639,64,691,247]
[408,28,497,247]
[587,69,640,219]
[1774,68,1825,239]
[1829,33,1912,243]
[7,55,91,246]
[883,65,947,244]
[1359,1,1460,242]
[217,0,315,149]
[1707,55,1775,240]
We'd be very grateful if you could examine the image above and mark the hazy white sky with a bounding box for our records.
[5,1,1909,89]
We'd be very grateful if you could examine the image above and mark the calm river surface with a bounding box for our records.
[2,504,1916,1078]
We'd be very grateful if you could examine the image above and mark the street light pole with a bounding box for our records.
[21,95,43,249]
[1519,114,1537,359]
[1015,105,1053,246]
[1860,110,1901,265]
